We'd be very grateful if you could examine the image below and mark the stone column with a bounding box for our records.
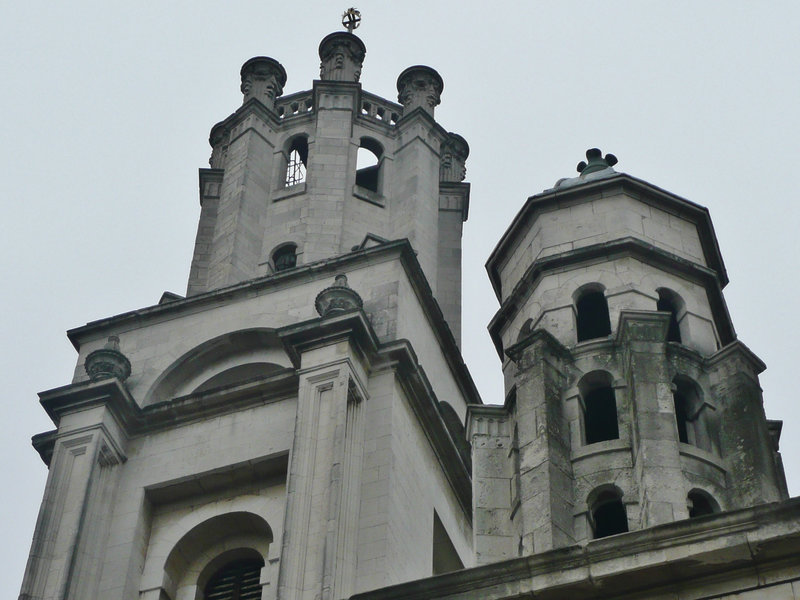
[391,66,446,296]
[204,57,286,290]
[507,330,575,554]
[617,311,688,527]
[277,339,368,600]
[187,168,223,296]
[437,133,469,347]
[707,342,784,507]
[467,406,515,565]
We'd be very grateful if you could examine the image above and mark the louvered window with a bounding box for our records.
[204,559,263,600]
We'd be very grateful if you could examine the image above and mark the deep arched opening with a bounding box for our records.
[576,288,611,342]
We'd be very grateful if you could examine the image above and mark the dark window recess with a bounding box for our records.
[673,391,690,444]
[592,492,628,538]
[657,292,682,343]
[273,246,297,272]
[688,491,716,518]
[576,291,612,341]
[204,559,264,600]
[584,387,619,444]
[432,512,463,575]
[285,138,308,187]
[355,164,380,191]
[355,140,382,193]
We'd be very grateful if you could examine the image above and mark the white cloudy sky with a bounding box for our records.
[2,1,799,594]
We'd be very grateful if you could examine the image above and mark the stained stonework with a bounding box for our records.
[20,28,800,600]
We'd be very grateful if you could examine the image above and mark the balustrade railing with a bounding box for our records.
[276,91,314,120]
[359,92,402,126]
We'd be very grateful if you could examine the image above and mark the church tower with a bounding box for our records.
[20,24,477,600]
[470,148,789,562]
[20,18,800,600]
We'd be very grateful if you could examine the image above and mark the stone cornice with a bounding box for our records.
[487,236,736,358]
[706,338,767,375]
[208,96,282,141]
[505,328,572,364]
[438,181,470,222]
[35,369,299,466]
[485,173,729,302]
[66,240,482,407]
[348,498,800,600]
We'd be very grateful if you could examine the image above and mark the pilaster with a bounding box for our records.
[437,182,469,347]
[507,330,575,554]
[19,403,126,600]
[707,341,783,507]
[467,406,515,565]
[187,168,224,296]
[617,310,688,527]
[277,337,368,600]
[304,80,361,263]
[206,110,279,289]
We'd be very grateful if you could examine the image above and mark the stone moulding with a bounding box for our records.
[486,174,729,301]
[34,369,299,466]
[487,236,736,359]
[348,498,800,600]
[66,239,482,408]
[278,310,473,521]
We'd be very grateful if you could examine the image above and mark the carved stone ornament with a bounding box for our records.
[440,132,470,182]
[315,274,364,317]
[318,32,366,82]
[85,336,132,382]
[577,147,618,175]
[396,65,443,115]
[240,56,287,109]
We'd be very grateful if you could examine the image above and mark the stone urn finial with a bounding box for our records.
[396,65,443,116]
[240,56,287,110]
[577,148,618,175]
[318,32,366,82]
[85,336,132,382]
[315,274,364,317]
[440,132,470,182]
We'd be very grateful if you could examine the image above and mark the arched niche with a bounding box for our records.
[163,511,274,600]
[144,329,293,406]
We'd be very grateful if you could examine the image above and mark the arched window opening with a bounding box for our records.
[672,376,714,452]
[591,490,628,539]
[272,244,297,272]
[576,288,611,342]
[204,558,264,600]
[580,372,619,445]
[657,289,683,343]
[285,137,308,187]
[673,388,690,444]
[516,318,533,343]
[688,490,718,518]
[355,137,383,193]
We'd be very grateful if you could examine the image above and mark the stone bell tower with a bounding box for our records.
[469,149,789,562]
[20,24,478,600]
[187,29,469,344]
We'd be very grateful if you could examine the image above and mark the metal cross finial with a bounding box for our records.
[342,8,361,32]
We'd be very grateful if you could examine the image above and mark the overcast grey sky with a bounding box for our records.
[3,2,799,594]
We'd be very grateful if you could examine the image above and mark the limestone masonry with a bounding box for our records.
[19,27,800,600]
